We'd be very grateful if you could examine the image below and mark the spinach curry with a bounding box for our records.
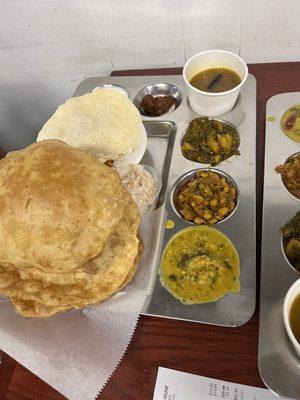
[160,226,240,304]
[181,117,240,166]
[281,211,300,272]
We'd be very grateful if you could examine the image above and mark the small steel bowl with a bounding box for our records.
[133,83,182,116]
[170,167,239,225]
[92,84,129,98]
[181,118,240,165]
[277,151,300,202]
[281,235,300,275]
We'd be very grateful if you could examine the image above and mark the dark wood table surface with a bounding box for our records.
[1,62,300,400]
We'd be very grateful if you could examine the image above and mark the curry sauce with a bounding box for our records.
[190,68,241,93]
[281,104,300,143]
[181,117,240,166]
[160,226,240,304]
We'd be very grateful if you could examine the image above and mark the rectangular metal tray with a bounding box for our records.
[73,74,256,327]
[259,93,300,399]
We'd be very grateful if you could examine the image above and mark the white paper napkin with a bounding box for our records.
[0,208,164,400]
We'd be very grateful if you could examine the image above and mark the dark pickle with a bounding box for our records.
[140,94,175,117]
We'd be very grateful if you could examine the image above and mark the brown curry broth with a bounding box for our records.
[290,293,300,343]
[190,68,241,93]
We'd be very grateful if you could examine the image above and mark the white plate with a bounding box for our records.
[122,124,147,164]
[92,84,129,98]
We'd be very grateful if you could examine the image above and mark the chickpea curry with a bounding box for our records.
[174,170,237,225]
[275,154,300,199]
[160,226,240,304]
[181,117,240,166]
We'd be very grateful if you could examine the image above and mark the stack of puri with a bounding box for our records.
[0,140,142,318]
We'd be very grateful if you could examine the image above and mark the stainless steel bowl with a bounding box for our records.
[281,235,300,275]
[278,151,300,202]
[133,83,182,116]
[170,167,240,226]
[181,118,240,164]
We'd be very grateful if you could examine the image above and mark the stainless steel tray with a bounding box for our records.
[73,74,256,327]
[259,93,300,399]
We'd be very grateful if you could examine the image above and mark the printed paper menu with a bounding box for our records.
[153,367,291,400]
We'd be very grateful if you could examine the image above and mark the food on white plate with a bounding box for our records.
[0,140,142,318]
[37,89,142,162]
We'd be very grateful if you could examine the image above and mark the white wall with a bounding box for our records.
[0,0,300,151]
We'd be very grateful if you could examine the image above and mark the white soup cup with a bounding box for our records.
[183,49,248,116]
[283,278,300,358]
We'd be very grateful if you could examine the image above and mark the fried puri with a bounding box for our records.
[0,140,141,317]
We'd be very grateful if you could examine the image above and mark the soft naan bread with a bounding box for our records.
[37,89,142,161]
[0,140,141,317]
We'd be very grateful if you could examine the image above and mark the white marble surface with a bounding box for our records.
[0,0,299,151]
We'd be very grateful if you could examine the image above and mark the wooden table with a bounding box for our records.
[1,62,300,400]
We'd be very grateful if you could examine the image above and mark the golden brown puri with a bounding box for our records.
[0,140,141,317]
[0,139,130,272]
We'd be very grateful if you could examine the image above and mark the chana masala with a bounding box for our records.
[174,170,237,225]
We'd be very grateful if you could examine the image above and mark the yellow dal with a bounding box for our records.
[281,105,300,143]
[161,226,240,304]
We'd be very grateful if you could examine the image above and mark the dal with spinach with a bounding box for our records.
[160,226,240,304]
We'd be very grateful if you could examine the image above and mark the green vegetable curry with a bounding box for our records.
[181,117,240,166]
[281,211,300,271]
[160,226,240,304]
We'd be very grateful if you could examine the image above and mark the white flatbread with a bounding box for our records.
[37,89,142,160]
